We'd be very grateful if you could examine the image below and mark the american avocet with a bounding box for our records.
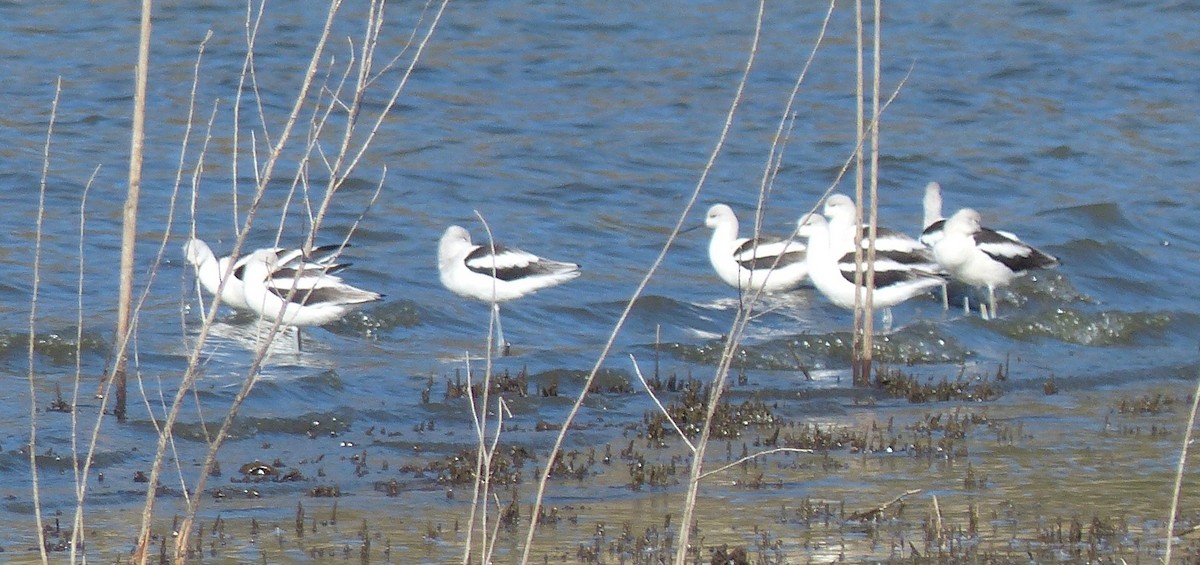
[798,213,946,330]
[703,204,807,295]
[240,248,382,348]
[918,182,1023,311]
[931,208,1059,320]
[919,182,1019,248]
[183,238,348,311]
[437,225,581,354]
[823,194,939,269]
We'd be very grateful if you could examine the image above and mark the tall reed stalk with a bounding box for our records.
[109,0,155,424]
[851,0,884,385]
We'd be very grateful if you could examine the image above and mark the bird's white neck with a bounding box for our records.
[923,186,943,228]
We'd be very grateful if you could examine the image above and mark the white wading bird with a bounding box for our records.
[239,248,382,350]
[438,225,581,354]
[931,208,1059,320]
[184,238,348,311]
[798,213,947,330]
[702,203,808,295]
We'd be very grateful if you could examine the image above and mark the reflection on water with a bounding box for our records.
[193,319,341,372]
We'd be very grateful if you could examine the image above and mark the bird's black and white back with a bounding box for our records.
[972,226,1059,274]
[438,225,581,304]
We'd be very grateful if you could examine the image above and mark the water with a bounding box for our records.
[0,0,1198,561]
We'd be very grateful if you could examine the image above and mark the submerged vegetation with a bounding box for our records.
[22,371,1193,563]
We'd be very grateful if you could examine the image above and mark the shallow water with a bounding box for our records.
[0,0,1198,562]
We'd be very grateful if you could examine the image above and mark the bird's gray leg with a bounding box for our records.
[492,303,510,356]
[988,285,998,320]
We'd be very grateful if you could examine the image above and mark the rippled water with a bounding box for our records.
[0,0,1197,561]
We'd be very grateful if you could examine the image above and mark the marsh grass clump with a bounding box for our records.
[1115,392,1181,415]
[626,454,678,490]
[430,446,533,486]
[962,462,987,490]
[373,479,402,497]
[1032,515,1129,562]
[642,376,779,440]
[531,368,635,395]
[444,367,530,400]
[48,383,71,413]
[779,498,842,527]
[781,423,861,451]
[708,544,750,565]
[308,485,340,497]
[498,489,521,530]
[547,448,591,481]
[39,518,72,553]
[588,373,635,394]
[874,366,1002,403]
[910,410,987,439]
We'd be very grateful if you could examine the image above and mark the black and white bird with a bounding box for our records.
[823,193,940,271]
[798,213,947,330]
[437,225,581,353]
[931,208,1060,319]
[183,238,349,312]
[703,203,807,295]
[918,181,1026,311]
[240,248,383,349]
[919,182,1019,248]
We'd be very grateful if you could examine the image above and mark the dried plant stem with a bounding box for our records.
[167,0,407,557]
[462,354,486,564]
[109,0,155,422]
[302,0,450,252]
[630,355,695,453]
[932,495,944,548]
[850,0,891,384]
[697,448,813,481]
[669,4,768,564]
[862,0,883,369]
[69,165,101,563]
[741,0,836,308]
[229,0,266,231]
[848,488,922,521]
[1163,367,1200,565]
[27,75,62,565]
[462,210,503,564]
[169,23,343,565]
[851,0,866,384]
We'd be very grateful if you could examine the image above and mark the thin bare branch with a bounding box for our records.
[669,3,767,563]
[847,488,923,521]
[697,447,814,481]
[69,163,101,563]
[305,0,450,251]
[28,74,62,565]
[739,0,837,308]
[630,354,695,453]
[1164,367,1200,564]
